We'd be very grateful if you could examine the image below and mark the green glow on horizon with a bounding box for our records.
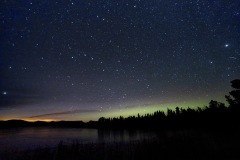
[80,97,227,121]
[0,96,227,122]
[102,100,209,118]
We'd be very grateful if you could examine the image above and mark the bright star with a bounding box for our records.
[225,44,229,47]
[3,91,7,95]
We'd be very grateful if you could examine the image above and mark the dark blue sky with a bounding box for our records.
[0,0,239,121]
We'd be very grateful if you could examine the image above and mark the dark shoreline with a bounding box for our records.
[0,120,98,129]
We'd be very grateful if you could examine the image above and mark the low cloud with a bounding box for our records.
[28,109,98,118]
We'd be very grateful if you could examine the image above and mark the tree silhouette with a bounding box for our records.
[1,79,239,130]
[225,79,240,107]
[96,79,240,130]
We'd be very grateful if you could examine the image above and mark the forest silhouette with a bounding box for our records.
[1,80,240,160]
[98,79,240,130]
[1,79,240,130]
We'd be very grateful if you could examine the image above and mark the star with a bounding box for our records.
[0,0,239,122]
[209,60,213,64]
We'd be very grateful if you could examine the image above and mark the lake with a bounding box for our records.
[0,127,159,150]
[1,128,239,160]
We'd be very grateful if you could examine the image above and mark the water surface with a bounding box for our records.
[0,127,158,150]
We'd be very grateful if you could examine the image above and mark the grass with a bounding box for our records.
[1,129,239,160]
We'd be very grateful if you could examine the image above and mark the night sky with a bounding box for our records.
[0,0,239,121]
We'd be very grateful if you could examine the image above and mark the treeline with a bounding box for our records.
[98,79,240,130]
[98,101,239,129]
[1,79,239,130]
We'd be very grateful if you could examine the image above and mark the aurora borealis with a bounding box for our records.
[0,0,239,122]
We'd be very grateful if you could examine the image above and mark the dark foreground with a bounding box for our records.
[1,129,239,160]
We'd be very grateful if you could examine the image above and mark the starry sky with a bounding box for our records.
[0,0,239,122]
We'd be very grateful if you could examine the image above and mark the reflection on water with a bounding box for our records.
[0,127,98,150]
[0,127,158,150]
[98,129,157,143]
